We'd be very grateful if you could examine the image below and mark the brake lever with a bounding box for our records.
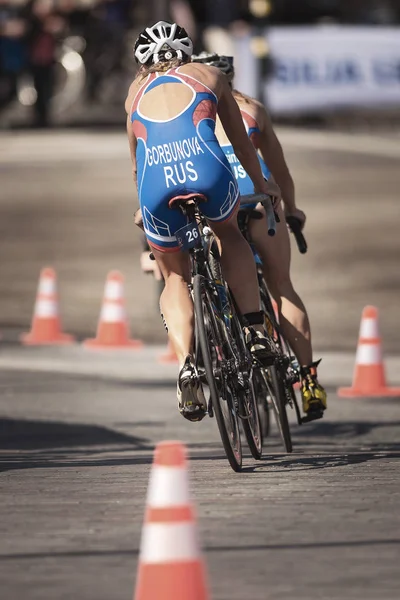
[285,216,308,254]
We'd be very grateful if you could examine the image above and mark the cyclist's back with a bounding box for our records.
[126,62,239,251]
[215,92,270,198]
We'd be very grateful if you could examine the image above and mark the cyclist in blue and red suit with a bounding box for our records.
[192,52,327,421]
[125,21,280,422]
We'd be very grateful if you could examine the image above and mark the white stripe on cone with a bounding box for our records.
[104,280,124,300]
[38,278,56,295]
[359,318,380,340]
[140,522,199,563]
[356,343,382,365]
[35,299,58,318]
[147,466,190,508]
[100,302,126,323]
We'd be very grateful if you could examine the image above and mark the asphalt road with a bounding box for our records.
[0,346,399,600]
[1,128,399,599]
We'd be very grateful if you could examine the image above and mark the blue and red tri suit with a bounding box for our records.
[220,108,271,208]
[130,66,239,252]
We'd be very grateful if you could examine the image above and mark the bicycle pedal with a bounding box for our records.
[181,409,207,423]
[301,411,324,424]
[287,371,300,385]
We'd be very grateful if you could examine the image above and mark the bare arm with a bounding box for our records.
[257,106,296,211]
[217,77,271,196]
[126,114,138,188]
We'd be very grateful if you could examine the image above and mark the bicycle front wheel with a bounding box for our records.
[193,274,242,471]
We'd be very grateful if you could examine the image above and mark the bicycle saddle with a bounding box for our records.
[169,193,208,209]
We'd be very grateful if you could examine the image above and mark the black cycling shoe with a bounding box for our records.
[245,327,277,366]
[177,356,207,422]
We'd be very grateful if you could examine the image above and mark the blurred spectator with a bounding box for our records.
[175,0,250,54]
[57,0,92,33]
[3,0,400,129]
[341,0,397,24]
[265,0,400,25]
[25,0,65,127]
[267,0,340,24]
[170,0,197,45]
[84,0,132,101]
[0,0,27,110]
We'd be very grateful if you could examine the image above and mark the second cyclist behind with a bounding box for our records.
[192,52,327,421]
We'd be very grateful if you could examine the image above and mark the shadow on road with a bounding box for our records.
[288,419,400,454]
[241,449,400,473]
[0,417,149,451]
[0,417,153,473]
[1,414,399,474]
[263,449,400,473]
[0,417,229,473]
[0,538,398,562]
[292,419,400,439]
[240,419,400,472]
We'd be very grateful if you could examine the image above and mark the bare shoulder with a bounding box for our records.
[124,77,142,114]
[234,91,270,128]
[179,62,222,94]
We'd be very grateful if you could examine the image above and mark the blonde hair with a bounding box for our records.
[137,58,187,81]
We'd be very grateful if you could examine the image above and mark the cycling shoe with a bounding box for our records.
[245,327,277,366]
[301,360,327,421]
[177,356,207,422]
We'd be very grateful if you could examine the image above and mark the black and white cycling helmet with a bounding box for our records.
[134,21,193,66]
[192,52,235,81]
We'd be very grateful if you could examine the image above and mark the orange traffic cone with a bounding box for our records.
[21,267,74,345]
[158,340,178,364]
[338,306,400,397]
[134,441,209,600]
[83,271,142,349]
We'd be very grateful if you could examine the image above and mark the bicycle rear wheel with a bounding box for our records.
[193,274,242,471]
[259,279,293,451]
[268,365,292,453]
[253,367,270,443]
[228,305,263,460]
[239,375,263,460]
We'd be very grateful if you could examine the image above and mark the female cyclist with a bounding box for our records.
[191,52,327,421]
[125,22,279,422]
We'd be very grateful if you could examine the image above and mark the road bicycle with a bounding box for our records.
[169,192,274,472]
[238,195,309,453]
[144,191,308,462]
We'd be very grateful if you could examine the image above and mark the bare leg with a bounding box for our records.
[248,202,313,366]
[150,247,193,366]
[210,208,263,332]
